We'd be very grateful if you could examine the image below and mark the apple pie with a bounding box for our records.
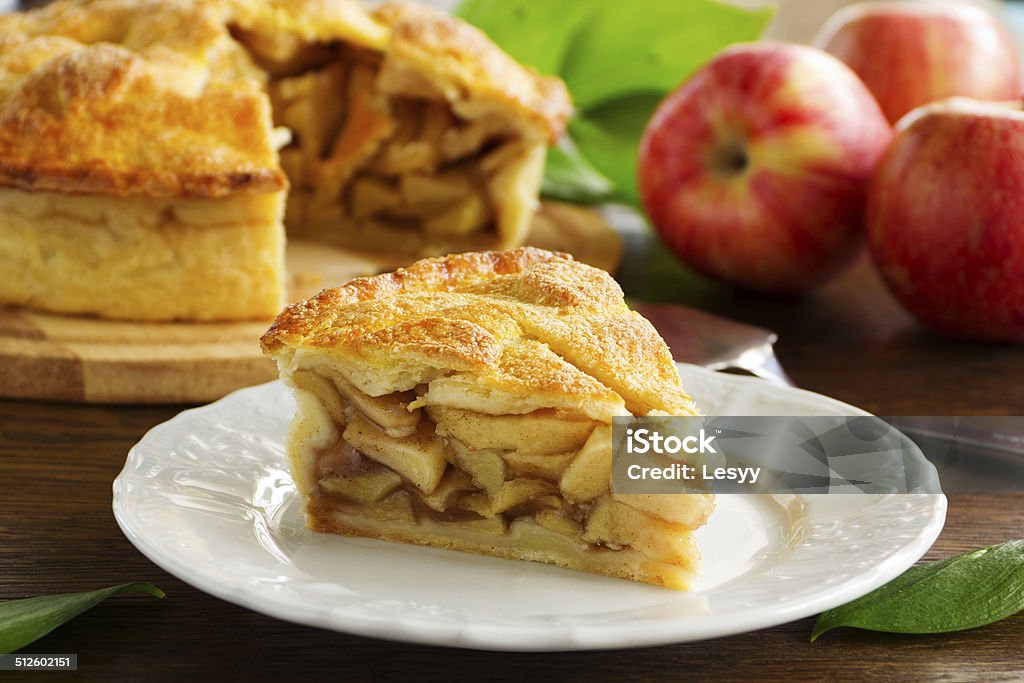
[261,248,714,588]
[0,0,570,320]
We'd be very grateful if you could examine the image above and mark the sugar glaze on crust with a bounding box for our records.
[262,247,697,422]
[0,0,571,200]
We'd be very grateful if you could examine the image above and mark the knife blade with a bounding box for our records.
[629,300,794,387]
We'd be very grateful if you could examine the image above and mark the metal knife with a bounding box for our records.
[629,300,794,387]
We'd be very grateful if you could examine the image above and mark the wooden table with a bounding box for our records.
[2,245,1023,681]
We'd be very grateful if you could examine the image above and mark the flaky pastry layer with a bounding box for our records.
[0,187,286,320]
[310,507,701,588]
[0,0,569,199]
[262,248,696,416]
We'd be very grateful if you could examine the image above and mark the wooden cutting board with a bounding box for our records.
[0,201,622,404]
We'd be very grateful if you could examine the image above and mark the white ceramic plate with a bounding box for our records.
[113,365,946,651]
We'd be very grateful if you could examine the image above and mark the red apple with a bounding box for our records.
[638,43,892,293]
[867,98,1024,343]
[815,2,1021,124]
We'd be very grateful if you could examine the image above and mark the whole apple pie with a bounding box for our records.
[261,248,714,588]
[0,0,570,321]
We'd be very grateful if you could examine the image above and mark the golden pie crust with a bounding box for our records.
[0,0,571,320]
[262,248,713,589]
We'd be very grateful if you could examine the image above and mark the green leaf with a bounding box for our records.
[456,0,772,206]
[455,0,601,75]
[569,93,664,206]
[542,138,617,205]
[811,540,1024,641]
[0,582,165,654]
[560,0,774,110]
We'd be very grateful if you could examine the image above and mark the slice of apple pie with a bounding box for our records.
[261,248,714,588]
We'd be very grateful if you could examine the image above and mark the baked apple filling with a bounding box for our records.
[287,364,710,588]
[234,19,547,256]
